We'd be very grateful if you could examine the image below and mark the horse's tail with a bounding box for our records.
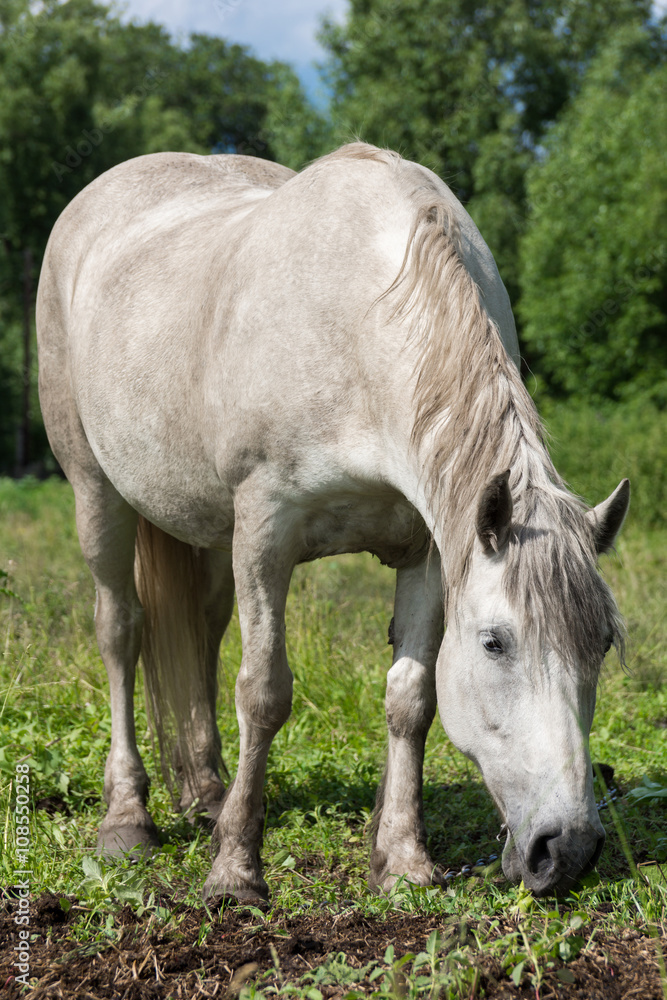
[134,516,220,802]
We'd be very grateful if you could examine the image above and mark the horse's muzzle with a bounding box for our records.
[502,823,605,896]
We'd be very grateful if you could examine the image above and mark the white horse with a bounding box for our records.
[37,143,629,903]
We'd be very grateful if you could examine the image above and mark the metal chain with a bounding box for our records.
[441,780,621,882]
[596,784,621,811]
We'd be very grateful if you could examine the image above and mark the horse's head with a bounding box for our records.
[436,471,630,895]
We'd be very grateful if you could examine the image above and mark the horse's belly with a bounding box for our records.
[77,406,425,563]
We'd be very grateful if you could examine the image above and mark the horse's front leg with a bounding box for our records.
[370,554,444,892]
[202,497,294,905]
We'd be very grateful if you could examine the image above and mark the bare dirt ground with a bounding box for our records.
[1,893,665,999]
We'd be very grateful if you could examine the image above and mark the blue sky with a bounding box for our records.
[117,0,667,106]
[117,0,348,103]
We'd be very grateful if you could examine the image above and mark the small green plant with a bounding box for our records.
[77,856,171,926]
[627,777,667,802]
[1,470,667,997]
[491,909,588,991]
[0,567,19,599]
[80,856,145,909]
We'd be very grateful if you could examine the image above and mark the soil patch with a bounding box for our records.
[1,893,665,998]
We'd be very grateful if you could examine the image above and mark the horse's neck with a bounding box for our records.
[409,385,561,566]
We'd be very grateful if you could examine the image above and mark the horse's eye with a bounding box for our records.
[603,635,613,656]
[482,635,504,655]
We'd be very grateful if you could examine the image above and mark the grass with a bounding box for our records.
[0,428,666,997]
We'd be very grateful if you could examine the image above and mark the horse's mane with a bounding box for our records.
[322,143,625,673]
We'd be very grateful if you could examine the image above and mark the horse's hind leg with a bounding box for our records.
[38,282,156,856]
[74,480,160,857]
[203,492,294,905]
[176,548,235,822]
[370,555,444,892]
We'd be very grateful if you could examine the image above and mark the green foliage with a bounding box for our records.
[0,0,185,252]
[0,444,666,995]
[519,24,667,402]
[0,0,327,473]
[0,0,323,251]
[627,777,667,802]
[537,397,667,529]
[319,0,653,298]
[0,566,18,598]
[80,856,144,910]
[156,35,330,169]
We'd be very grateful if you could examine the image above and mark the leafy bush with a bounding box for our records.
[519,24,667,403]
[536,397,667,529]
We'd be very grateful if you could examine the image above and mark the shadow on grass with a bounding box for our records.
[151,770,501,875]
[69,759,667,891]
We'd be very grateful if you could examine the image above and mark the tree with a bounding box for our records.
[0,0,197,471]
[156,35,331,168]
[0,0,327,472]
[518,24,667,403]
[318,0,654,299]
[102,26,331,169]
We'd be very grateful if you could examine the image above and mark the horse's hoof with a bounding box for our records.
[369,862,446,895]
[203,888,270,911]
[97,825,160,860]
[202,873,269,909]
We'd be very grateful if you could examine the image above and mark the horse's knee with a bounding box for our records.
[235,658,293,734]
[385,659,436,739]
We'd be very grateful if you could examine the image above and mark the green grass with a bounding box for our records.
[0,434,666,997]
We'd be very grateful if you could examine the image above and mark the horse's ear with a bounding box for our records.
[586,479,630,554]
[477,470,513,555]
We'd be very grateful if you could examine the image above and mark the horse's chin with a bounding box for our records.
[501,828,524,884]
[501,825,604,897]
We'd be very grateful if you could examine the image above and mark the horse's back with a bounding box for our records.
[38,151,294,329]
[38,150,409,531]
[37,152,295,525]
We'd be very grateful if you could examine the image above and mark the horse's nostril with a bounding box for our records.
[526,832,558,879]
[525,827,605,893]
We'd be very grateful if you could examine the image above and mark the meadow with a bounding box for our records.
[0,401,666,998]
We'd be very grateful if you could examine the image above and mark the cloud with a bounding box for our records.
[119,0,348,64]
